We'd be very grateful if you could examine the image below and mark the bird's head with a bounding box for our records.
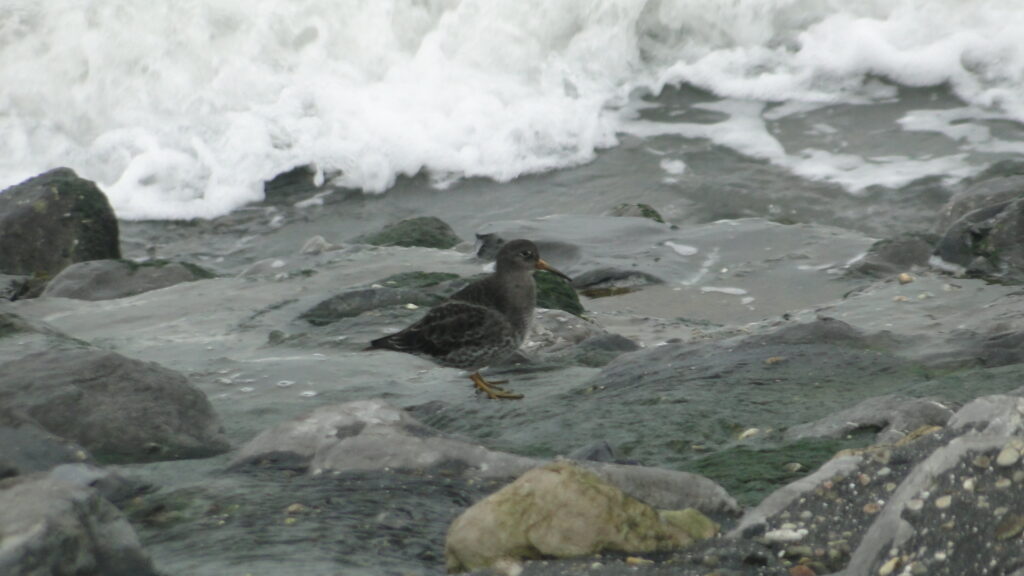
[496,239,571,281]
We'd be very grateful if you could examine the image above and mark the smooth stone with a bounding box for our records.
[42,259,213,301]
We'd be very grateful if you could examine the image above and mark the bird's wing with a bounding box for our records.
[370,301,508,357]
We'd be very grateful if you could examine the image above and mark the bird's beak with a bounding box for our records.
[535,259,572,282]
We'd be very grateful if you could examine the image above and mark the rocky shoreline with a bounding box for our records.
[3,164,1024,575]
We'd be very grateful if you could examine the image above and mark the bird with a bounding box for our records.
[368,239,571,399]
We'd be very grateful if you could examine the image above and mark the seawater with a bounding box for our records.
[2,0,1023,220]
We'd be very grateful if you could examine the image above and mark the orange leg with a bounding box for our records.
[469,372,523,400]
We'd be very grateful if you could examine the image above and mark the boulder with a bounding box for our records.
[606,202,666,223]
[934,196,1024,282]
[0,472,158,576]
[0,409,90,479]
[0,349,229,462]
[0,274,27,300]
[847,233,939,278]
[444,461,715,572]
[0,168,120,278]
[41,259,214,300]
[300,287,443,326]
[357,216,461,249]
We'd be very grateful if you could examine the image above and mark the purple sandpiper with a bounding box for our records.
[368,239,571,399]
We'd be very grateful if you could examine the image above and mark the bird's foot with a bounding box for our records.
[470,373,523,400]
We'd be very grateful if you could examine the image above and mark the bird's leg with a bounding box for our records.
[469,372,523,400]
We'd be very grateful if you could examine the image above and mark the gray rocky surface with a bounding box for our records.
[42,259,213,301]
[0,348,229,462]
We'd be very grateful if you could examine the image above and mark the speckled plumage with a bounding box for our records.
[369,239,570,399]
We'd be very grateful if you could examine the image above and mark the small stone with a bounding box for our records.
[878,556,900,576]
[625,556,653,566]
[784,462,805,473]
[935,495,952,509]
[996,445,1021,467]
[995,513,1024,540]
[765,528,806,543]
[933,551,947,561]
[910,561,928,575]
[858,473,871,486]
[963,478,976,492]
[877,467,891,477]
[739,428,761,440]
[785,545,814,558]
[285,503,309,515]
[1014,471,1024,483]
[884,482,897,492]
[701,554,720,567]
[906,499,924,512]
[863,502,882,515]
[995,478,1012,489]
[973,455,992,469]
[898,273,914,284]
[404,303,420,310]
[789,566,817,576]
[800,510,814,520]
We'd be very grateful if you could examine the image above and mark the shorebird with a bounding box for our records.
[368,239,571,399]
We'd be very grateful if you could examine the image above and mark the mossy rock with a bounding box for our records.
[535,270,584,316]
[376,271,460,290]
[359,217,461,249]
[609,203,665,224]
[0,168,120,277]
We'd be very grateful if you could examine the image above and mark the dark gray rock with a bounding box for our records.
[0,168,120,278]
[300,287,442,326]
[357,216,461,249]
[41,259,214,301]
[937,163,1024,230]
[0,409,91,479]
[0,471,159,576]
[847,233,939,278]
[935,196,1024,282]
[0,274,27,300]
[0,349,229,463]
[570,333,641,367]
[784,394,953,445]
[571,267,664,292]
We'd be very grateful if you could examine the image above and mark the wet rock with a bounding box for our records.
[607,203,666,223]
[571,267,664,297]
[0,274,28,300]
[934,195,1024,283]
[357,216,461,249]
[41,259,214,301]
[0,349,229,463]
[847,233,939,278]
[0,409,91,479]
[0,168,120,278]
[937,162,1024,230]
[0,471,159,576]
[299,287,442,325]
[444,461,713,572]
[233,399,738,515]
[230,399,538,477]
[784,394,953,445]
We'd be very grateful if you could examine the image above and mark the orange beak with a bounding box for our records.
[535,259,572,282]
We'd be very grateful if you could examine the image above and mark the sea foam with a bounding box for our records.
[2,0,1024,219]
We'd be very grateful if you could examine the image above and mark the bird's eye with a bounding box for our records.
[520,250,533,258]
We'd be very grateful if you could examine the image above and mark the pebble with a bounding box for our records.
[765,528,806,543]
[739,428,761,440]
[1015,470,1024,483]
[898,273,914,284]
[972,455,991,469]
[995,477,1012,489]
[905,499,924,512]
[878,556,900,576]
[863,502,881,515]
[789,566,817,576]
[935,495,952,509]
[995,513,1024,540]
[962,478,975,492]
[996,445,1021,467]
[625,556,653,566]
